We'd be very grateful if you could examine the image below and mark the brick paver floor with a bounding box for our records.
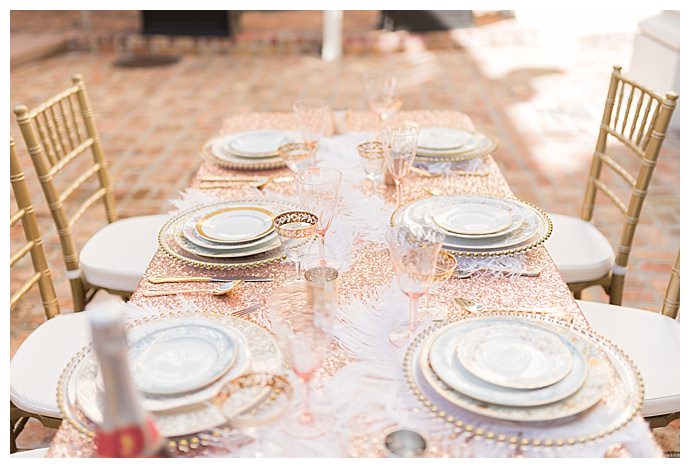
[9,11,680,452]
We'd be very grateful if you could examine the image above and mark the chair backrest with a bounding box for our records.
[661,251,680,319]
[580,65,678,275]
[13,74,118,311]
[10,136,60,319]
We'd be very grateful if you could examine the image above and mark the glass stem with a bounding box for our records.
[409,295,421,333]
[318,234,326,265]
[295,260,302,279]
[395,180,402,209]
[299,377,314,425]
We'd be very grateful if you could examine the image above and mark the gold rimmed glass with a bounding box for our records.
[273,211,319,279]
[381,122,419,209]
[356,141,385,186]
[278,142,317,173]
[386,223,445,347]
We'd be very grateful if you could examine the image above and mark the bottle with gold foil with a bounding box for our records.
[89,304,168,458]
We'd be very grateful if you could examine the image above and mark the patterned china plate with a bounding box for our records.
[456,321,574,389]
[415,315,611,422]
[429,319,587,406]
[128,320,238,396]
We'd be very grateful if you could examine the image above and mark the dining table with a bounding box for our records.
[46,110,662,458]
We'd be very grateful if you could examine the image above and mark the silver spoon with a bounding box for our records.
[142,280,244,297]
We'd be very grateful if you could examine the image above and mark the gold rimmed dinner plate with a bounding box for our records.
[196,206,275,244]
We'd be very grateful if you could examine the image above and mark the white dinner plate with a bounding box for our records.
[225,130,290,159]
[456,322,574,389]
[176,232,282,259]
[196,206,274,244]
[428,319,587,406]
[129,320,238,396]
[182,218,278,252]
[432,203,512,236]
[418,127,472,151]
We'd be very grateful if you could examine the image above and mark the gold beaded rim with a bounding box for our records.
[403,310,644,449]
[415,133,499,162]
[201,139,287,171]
[159,199,299,270]
[272,210,319,239]
[390,193,553,258]
[56,310,285,443]
[357,141,385,160]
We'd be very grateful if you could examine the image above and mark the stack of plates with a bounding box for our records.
[59,315,283,438]
[416,127,498,162]
[392,194,552,257]
[404,312,645,447]
[159,199,299,269]
[201,130,292,170]
[418,316,610,422]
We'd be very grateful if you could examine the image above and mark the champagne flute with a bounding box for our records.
[364,73,401,128]
[293,98,331,151]
[386,223,445,347]
[268,280,334,438]
[296,167,342,268]
[273,211,319,280]
[381,122,419,209]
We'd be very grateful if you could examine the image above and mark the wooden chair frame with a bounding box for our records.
[13,74,130,312]
[10,137,63,453]
[573,66,678,305]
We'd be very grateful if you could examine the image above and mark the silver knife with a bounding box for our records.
[148,276,273,284]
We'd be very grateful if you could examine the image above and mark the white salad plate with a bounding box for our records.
[456,322,574,390]
[129,321,238,396]
[224,130,290,159]
[428,319,587,406]
[182,219,278,252]
[196,206,274,244]
[418,127,472,151]
[432,203,513,236]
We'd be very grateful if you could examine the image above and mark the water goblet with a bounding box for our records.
[278,142,317,173]
[273,211,319,279]
[386,223,445,347]
[381,122,419,209]
[356,141,385,187]
[293,98,331,149]
[296,167,342,268]
[268,281,334,438]
[364,73,401,128]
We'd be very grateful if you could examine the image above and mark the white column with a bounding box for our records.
[322,10,343,62]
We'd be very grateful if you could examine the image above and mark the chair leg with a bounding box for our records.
[609,273,625,305]
[10,416,29,453]
[645,412,679,429]
[573,290,582,300]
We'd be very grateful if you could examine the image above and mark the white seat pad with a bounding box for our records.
[80,214,168,292]
[10,313,92,419]
[545,213,615,283]
[10,447,49,458]
[577,299,680,417]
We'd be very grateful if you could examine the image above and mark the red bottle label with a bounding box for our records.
[95,418,160,458]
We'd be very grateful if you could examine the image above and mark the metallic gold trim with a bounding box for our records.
[390,194,553,258]
[195,206,275,243]
[272,211,318,239]
[403,310,644,449]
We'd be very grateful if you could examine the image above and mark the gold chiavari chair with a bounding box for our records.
[577,251,680,428]
[9,137,93,453]
[545,65,679,305]
[13,74,168,312]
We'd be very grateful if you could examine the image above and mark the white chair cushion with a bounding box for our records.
[10,447,49,457]
[545,213,615,283]
[10,313,92,419]
[80,214,168,292]
[577,299,680,417]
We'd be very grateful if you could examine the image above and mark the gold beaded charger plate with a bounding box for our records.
[428,318,587,406]
[201,134,287,170]
[159,199,297,269]
[392,194,552,257]
[59,312,284,438]
[404,311,644,447]
[415,130,498,162]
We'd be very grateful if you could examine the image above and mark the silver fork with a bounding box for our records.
[232,304,260,318]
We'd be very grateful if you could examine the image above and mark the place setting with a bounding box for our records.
[57,311,288,445]
[201,129,296,171]
[403,310,644,448]
[414,126,498,163]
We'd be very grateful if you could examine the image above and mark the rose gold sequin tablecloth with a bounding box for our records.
[47,111,659,457]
